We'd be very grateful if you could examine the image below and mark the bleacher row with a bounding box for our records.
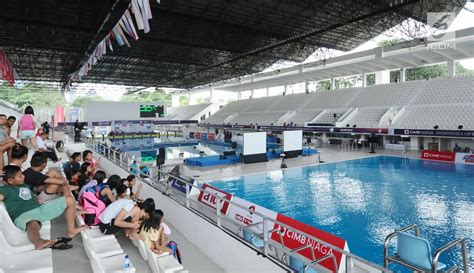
[75,215,188,273]
[0,197,188,273]
[164,103,211,120]
[204,75,474,130]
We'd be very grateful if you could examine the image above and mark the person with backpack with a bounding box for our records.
[138,209,182,263]
[98,187,155,235]
[84,173,121,207]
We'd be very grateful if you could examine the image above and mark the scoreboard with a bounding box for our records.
[139,104,165,118]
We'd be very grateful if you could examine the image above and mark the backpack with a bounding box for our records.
[55,140,64,152]
[81,192,106,226]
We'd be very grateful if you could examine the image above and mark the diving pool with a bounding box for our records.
[209,156,474,270]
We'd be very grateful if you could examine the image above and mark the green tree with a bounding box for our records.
[120,89,172,107]
[0,83,66,109]
[71,95,106,108]
[316,80,330,91]
[179,95,189,106]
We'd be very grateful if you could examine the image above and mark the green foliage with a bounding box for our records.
[71,95,106,108]
[377,38,407,47]
[316,80,330,91]
[120,89,172,107]
[196,97,211,104]
[0,83,66,109]
[179,95,189,106]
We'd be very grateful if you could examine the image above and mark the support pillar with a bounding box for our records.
[210,87,214,103]
[266,87,270,97]
[250,89,254,99]
[330,78,336,90]
[284,84,288,95]
[238,91,242,100]
[362,74,367,87]
[400,68,406,82]
[304,81,309,93]
[447,60,455,77]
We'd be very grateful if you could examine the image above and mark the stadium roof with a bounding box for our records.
[0,0,467,90]
[189,27,474,93]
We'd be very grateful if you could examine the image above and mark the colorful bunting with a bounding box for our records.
[69,0,159,85]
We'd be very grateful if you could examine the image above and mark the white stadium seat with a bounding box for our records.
[88,250,136,273]
[0,248,53,273]
[149,255,183,273]
[0,203,51,253]
[205,76,474,129]
[83,236,124,259]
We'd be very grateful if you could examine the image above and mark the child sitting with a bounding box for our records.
[139,209,182,263]
[83,172,120,206]
[10,143,29,171]
[63,152,81,181]
[124,174,142,200]
[82,150,100,176]
[0,165,88,250]
[23,152,78,204]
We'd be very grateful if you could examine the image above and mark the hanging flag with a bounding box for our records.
[0,49,15,86]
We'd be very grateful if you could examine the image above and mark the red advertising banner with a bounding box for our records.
[421,150,455,162]
[55,106,64,126]
[197,183,232,215]
[194,132,202,140]
[271,214,348,272]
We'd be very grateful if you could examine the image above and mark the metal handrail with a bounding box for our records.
[383,224,470,273]
[85,139,393,273]
[432,238,469,273]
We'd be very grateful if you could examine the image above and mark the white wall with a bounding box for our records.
[283,130,303,152]
[84,102,164,122]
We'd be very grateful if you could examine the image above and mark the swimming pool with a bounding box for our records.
[209,156,474,270]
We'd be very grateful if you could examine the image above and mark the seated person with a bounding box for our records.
[139,209,182,263]
[124,175,142,200]
[82,150,100,176]
[76,162,93,189]
[0,165,88,250]
[0,114,15,169]
[139,165,150,178]
[35,131,60,162]
[23,152,77,204]
[63,152,81,181]
[10,143,29,171]
[82,172,121,206]
[98,187,154,235]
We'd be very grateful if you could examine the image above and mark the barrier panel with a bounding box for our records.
[421,150,455,162]
[455,153,474,164]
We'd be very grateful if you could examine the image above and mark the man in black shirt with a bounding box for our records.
[24,152,77,204]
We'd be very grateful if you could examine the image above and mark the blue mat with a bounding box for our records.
[186,155,240,167]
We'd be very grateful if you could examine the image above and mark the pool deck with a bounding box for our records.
[180,144,421,181]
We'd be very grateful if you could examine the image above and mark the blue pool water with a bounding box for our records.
[209,156,474,270]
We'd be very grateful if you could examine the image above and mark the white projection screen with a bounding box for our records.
[283,130,303,152]
[243,132,267,155]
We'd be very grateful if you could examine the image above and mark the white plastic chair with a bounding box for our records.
[148,254,183,273]
[76,216,116,242]
[83,236,123,259]
[136,239,148,261]
[146,248,171,273]
[0,217,50,253]
[0,248,53,273]
[88,250,136,273]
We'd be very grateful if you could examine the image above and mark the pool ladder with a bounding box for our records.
[383,224,470,273]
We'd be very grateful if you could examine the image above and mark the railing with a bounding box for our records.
[384,224,470,273]
[84,138,392,273]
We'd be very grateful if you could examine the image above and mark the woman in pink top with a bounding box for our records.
[82,149,100,176]
[17,106,38,151]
